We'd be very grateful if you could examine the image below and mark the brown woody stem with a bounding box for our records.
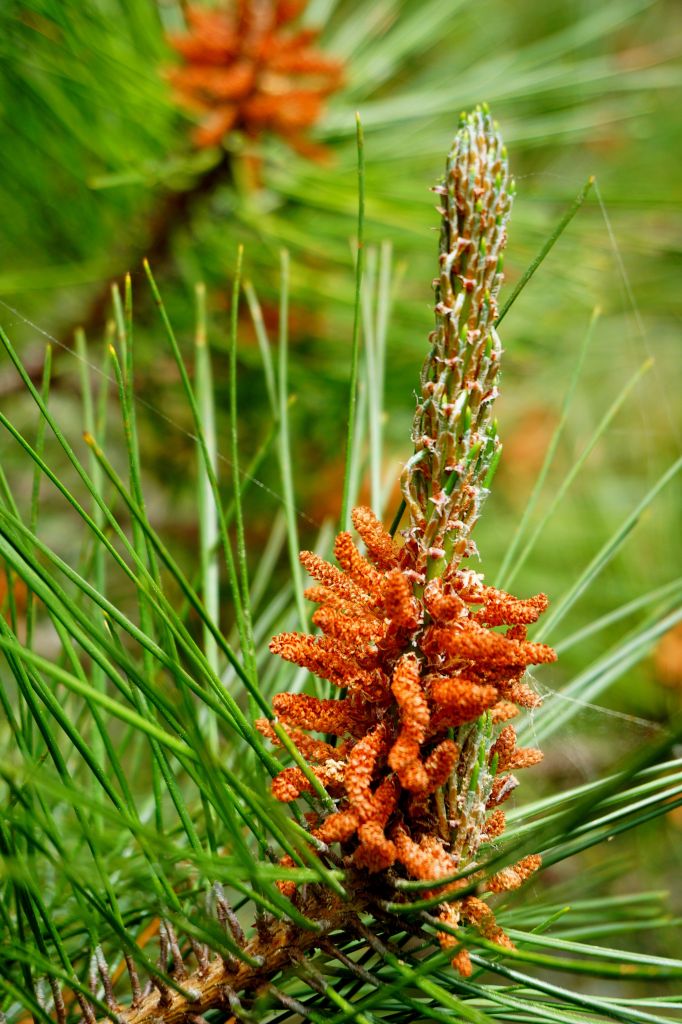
[0,152,232,398]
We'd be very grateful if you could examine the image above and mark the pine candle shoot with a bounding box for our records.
[263,106,556,977]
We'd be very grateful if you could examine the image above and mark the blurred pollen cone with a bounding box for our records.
[167,1,344,154]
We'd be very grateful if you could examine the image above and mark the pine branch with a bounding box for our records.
[1,85,680,1024]
[0,153,233,399]
[99,896,360,1024]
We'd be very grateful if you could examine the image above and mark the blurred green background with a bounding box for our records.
[1,0,681,973]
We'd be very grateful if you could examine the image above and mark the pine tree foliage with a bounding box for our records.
[0,104,681,1024]
[2,0,681,352]
[1,0,679,653]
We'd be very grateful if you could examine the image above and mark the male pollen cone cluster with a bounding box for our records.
[258,107,557,976]
[167,1,343,153]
